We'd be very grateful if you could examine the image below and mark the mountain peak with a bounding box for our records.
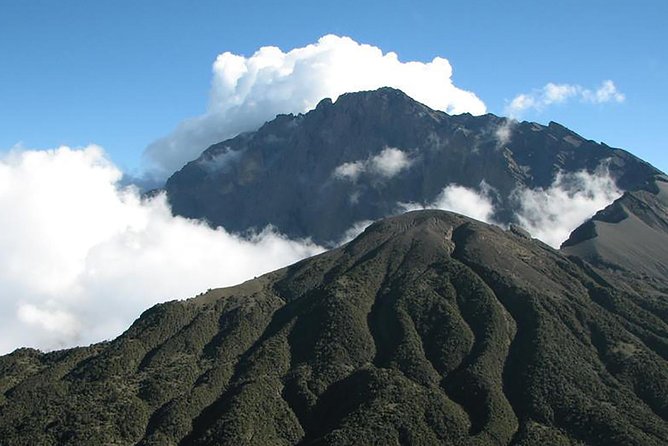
[316,87,434,118]
[165,87,660,244]
[3,208,667,445]
[338,86,414,102]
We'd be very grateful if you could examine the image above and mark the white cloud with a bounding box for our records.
[369,147,413,177]
[544,83,579,103]
[513,167,622,248]
[196,145,242,173]
[399,182,497,224]
[0,146,323,354]
[583,80,625,103]
[144,35,486,178]
[333,161,365,181]
[333,147,413,181]
[506,80,625,117]
[432,184,497,223]
[494,118,516,146]
[0,146,622,353]
[337,220,375,245]
[507,94,535,114]
[396,169,621,249]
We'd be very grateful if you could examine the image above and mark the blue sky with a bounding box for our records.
[1,0,667,352]
[1,0,666,174]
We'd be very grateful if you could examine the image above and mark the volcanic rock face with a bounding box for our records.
[164,87,661,244]
[1,210,666,445]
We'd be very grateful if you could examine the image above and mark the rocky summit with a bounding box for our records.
[164,87,661,244]
[1,210,666,445]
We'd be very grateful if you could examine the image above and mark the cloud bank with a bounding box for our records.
[513,168,622,248]
[398,168,620,249]
[0,146,323,354]
[399,182,497,224]
[333,147,413,181]
[0,145,620,353]
[506,80,625,117]
[144,35,486,179]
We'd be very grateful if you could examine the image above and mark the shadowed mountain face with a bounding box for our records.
[164,87,661,244]
[1,210,666,445]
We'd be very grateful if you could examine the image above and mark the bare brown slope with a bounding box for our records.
[1,211,667,445]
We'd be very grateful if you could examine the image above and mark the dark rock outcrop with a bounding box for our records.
[164,87,661,244]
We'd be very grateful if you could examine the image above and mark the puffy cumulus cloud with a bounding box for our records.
[370,147,414,177]
[397,170,621,249]
[0,146,323,354]
[144,35,486,178]
[506,80,625,117]
[333,161,365,182]
[333,147,413,181]
[431,184,497,223]
[582,80,626,104]
[399,182,497,224]
[497,80,624,146]
[513,167,622,248]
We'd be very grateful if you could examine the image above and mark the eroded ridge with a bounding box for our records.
[1,211,667,445]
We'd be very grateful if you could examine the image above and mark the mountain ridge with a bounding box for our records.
[2,88,667,445]
[1,209,666,445]
[164,87,662,245]
[563,174,668,283]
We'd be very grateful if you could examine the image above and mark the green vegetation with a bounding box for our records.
[1,210,667,445]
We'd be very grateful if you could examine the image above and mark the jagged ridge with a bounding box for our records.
[164,87,662,245]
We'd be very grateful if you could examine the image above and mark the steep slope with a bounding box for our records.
[164,87,661,244]
[563,175,668,283]
[1,210,667,445]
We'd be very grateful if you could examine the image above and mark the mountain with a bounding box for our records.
[164,87,661,244]
[2,210,667,445]
[563,174,668,283]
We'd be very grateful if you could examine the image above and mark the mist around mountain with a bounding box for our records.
[3,87,658,354]
[563,175,668,282]
[2,88,667,445]
[1,209,667,445]
[164,87,661,246]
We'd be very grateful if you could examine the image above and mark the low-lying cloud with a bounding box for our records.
[494,119,516,146]
[513,167,622,248]
[506,80,625,117]
[333,147,413,181]
[398,168,620,249]
[399,182,497,224]
[337,220,375,245]
[0,145,622,353]
[0,146,323,354]
[144,35,486,179]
